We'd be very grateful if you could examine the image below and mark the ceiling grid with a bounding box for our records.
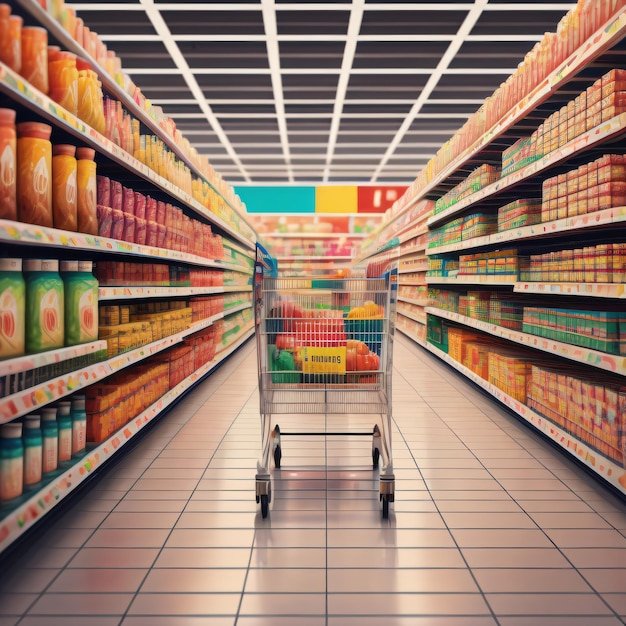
[69,0,577,185]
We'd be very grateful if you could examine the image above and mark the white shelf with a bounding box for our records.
[398,297,429,308]
[424,340,626,497]
[428,206,626,255]
[13,0,256,240]
[397,325,428,348]
[398,309,427,326]
[262,232,367,239]
[399,265,428,275]
[0,341,107,377]
[380,7,626,236]
[426,275,517,286]
[0,326,254,554]
[0,219,253,270]
[277,255,353,262]
[98,285,251,301]
[0,63,255,250]
[425,307,626,377]
[0,307,253,423]
[428,113,626,228]
[514,282,626,299]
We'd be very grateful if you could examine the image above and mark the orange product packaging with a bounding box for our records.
[0,108,17,220]
[76,58,105,135]
[52,143,77,231]
[16,121,53,227]
[48,50,78,115]
[76,147,97,235]
[0,5,21,73]
[20,26,48,94]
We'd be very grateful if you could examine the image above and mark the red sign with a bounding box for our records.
[357,186,408,213]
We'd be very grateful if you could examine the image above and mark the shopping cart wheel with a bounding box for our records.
[382,496,390,519]
[372,447,380,469]
[260,494,269,518]
[274,444,282,469]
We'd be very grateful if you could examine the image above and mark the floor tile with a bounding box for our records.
[484,592,613,616]
[27,593,133,615]
[48,568,147,592]
[140,568,246,593]
[244,568,326,592]
[239,593,326,615]
[128,593,240,616]
[472,568,593,593]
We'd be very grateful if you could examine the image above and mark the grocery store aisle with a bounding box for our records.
[0,334,625,626]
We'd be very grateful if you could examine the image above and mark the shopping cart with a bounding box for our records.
[253,251,398,518]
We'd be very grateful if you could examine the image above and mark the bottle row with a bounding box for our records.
[0,2,250,235]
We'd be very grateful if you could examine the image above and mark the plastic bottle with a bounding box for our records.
[48,49,78,115]
[76,147,97,235]
[0,7,22,73]
[23,414,42,488]
[20,26,48,94]
[0,422,23,502]
[76,58,105,135]
[52,143,77,231]
[70,395,86,457]
[56,400,72,464]
[0,258,25,358]
[40,406,58,474]
[24,258,64,352]
[0,108,17,220]
[16,121,53,228]
[61,260,98,345]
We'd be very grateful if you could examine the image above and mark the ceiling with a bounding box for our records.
[68,1,576,186]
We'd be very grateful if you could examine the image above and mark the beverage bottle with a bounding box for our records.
[48,49,78,115]
[0,258,25,358]
[20,26,48,94]
[76,147,97,235]
[52,143,77,231]
[0,422,23,502]
[0,107,17,220]
[70,395,86,456]
[24,258,64,352]
[56,400,72,464]
[23,414,43,488]
[60,260,98,345]
[41,406,58,475]
[16,121,53,228]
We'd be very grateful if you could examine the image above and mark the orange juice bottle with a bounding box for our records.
[0,108,17,221]
[76,58,105,135]
[76,147,97,235]
[20,26,48,94]
[48,50,78,115]
[17,121,53,227]
[0,11,22,73]
[52,143,77,231]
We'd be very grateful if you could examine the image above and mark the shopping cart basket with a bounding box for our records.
[253,252,397,518]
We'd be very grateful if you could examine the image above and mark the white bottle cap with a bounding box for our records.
[41,407,57,420]
[1,423,22,438]
[0,258,22,272]
[23,259,42,272]
[60,260,79,273]
[23,415,41,428]
[78,260,93,272]
[42,259,59,272]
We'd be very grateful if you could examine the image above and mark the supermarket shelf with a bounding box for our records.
[397,325,428,349]
[277,255,353,262]
[428,206,626,255]
[424,340,626,497]
[397,309,427,326]
[0,219,253,271]
[514,282,626,299]
[426,275,518,286]
[399,264,428,275]
[398,297,429,308]
[428,113,626,228]
[98,285,252,301]
[0,63,255,250]
[382,7,626,235]
[0,307,252,423]
[0,326,254,554]
[0,341,107,378]
[426,307,626,377]
[13,0,256,239]
[262,232,367,239]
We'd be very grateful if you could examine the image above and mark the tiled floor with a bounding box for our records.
[0,335,625,626]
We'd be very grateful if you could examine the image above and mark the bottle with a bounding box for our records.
[0,7,22,73]
[76,58,105,135]
[52,143,77,231]
[0,258,25,358]
[16,121,53,228]
[20,26,48,94]
[0,108,17,220]
[0,422,23,502]
[24,258,64,352]
[41,406,58,475]
[56,401,72,464]
[61,260,98,345]
[76,147,97,235]
[70,395,86,457]
[22,414,42,488]
[48,49,78,115]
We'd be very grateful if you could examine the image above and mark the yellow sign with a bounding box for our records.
[302,346,347,374]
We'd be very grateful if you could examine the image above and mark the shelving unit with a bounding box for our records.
[358,7,626,496]
[0,2,257,552]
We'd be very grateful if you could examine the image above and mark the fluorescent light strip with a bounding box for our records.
[371,0,489,183]
[125,67,515,75]
[138,0,250,182]
[261,0,293,183]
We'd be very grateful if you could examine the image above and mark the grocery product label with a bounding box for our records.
[0,144,15,187]
[302,346,346,374]
[33,156,49,196]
